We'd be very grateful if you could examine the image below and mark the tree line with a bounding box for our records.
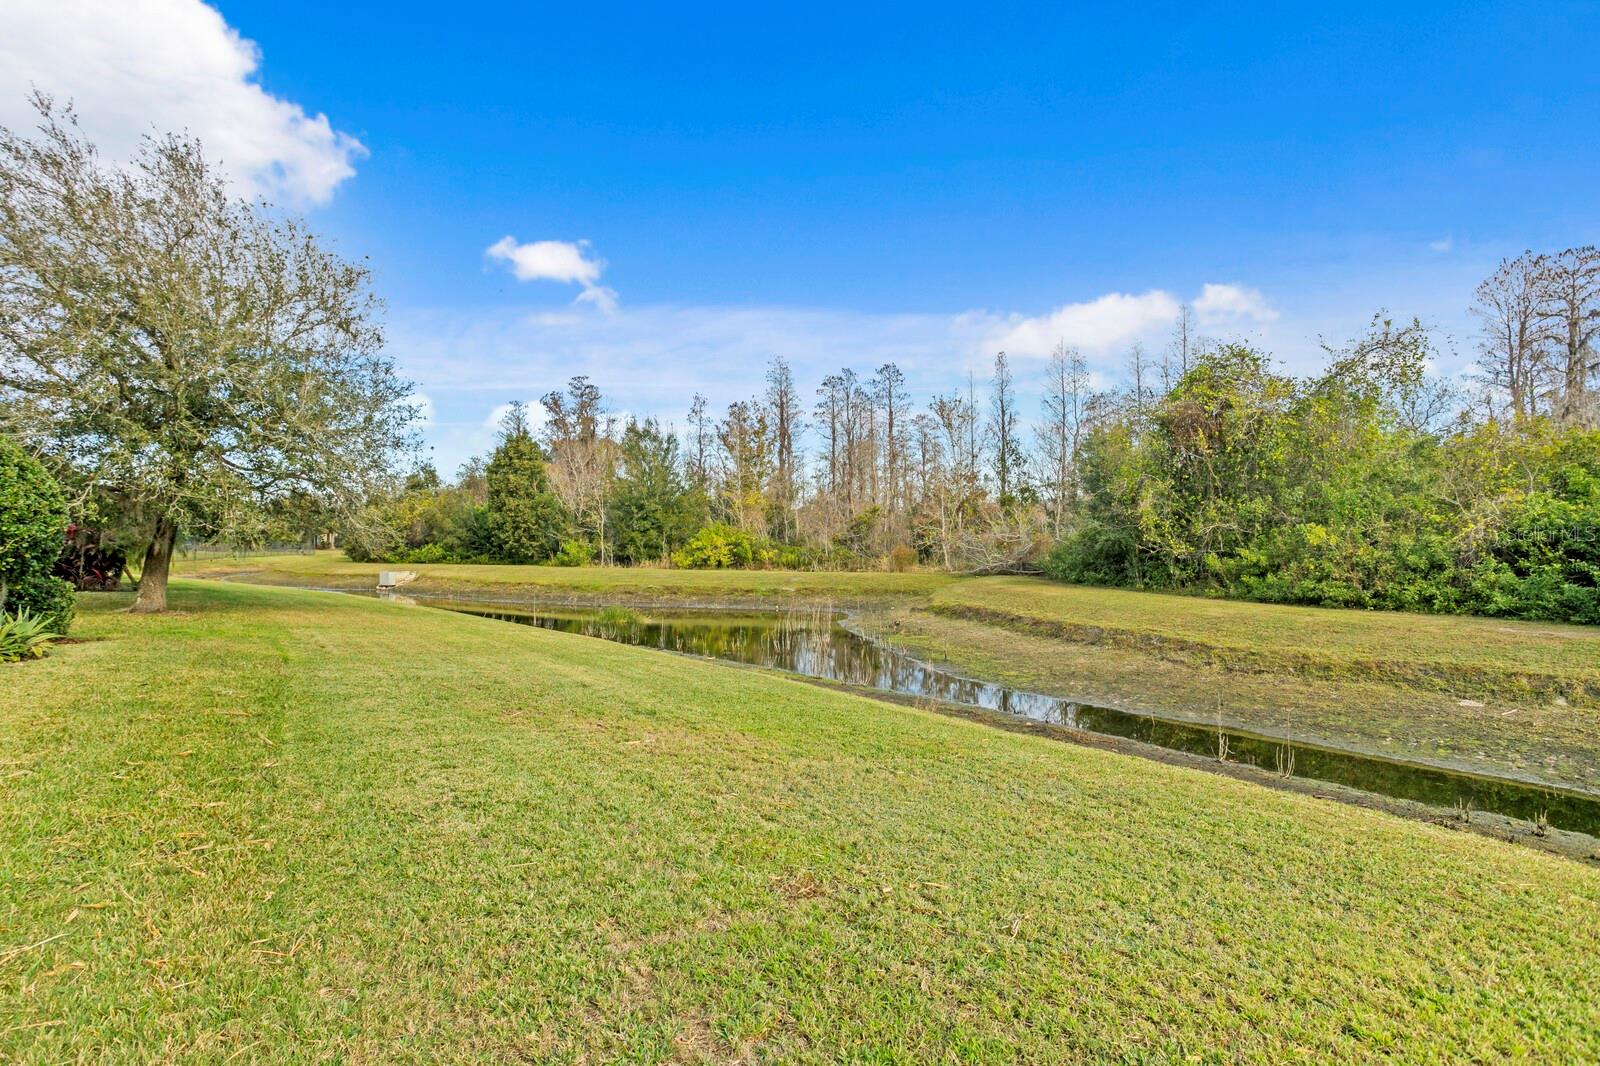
[2,95,1595,623]
[352,276,1599,622]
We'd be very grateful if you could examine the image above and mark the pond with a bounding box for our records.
[408,597,1600,838]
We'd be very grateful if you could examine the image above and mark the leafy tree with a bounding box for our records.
[0,434,73,631]
[485,403,567,562]
[609,419,701,564]
[0,96,417,611]
[717,400,772,532]
[541,376,613,560]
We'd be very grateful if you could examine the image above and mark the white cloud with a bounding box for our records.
[391,282,1303,474]
[408,392,435,426]
[986,290,1182,358]
[0,0,364,205]
[1429,237,1454,253]
[486,236,619,313]
[483,400,548,433]
[1193,283,1279,325]
[393,302,978,470]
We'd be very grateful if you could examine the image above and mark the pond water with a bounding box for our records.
[412,597,1600,838]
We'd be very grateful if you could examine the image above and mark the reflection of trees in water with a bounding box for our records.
[460,603,1600,836]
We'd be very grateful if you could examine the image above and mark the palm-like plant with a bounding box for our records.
[0,609,57,662]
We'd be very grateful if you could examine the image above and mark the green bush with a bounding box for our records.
[552,540,595,567]
[1039,338,1600,625]
[6,573,76,633]
[0,435,72,633]
[1042,523,1141,587]
[404,542,452,564]
[0,608,57,662]
[1467,476,1599,625]
[672,523,756,569]
[767,544,812,569]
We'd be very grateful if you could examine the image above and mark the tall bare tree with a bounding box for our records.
[764,356,802,539]
[686,392,712,490]
[815,368,870,513]
[1126,342,1156,417]
[988,352,1024,506]
[871,362,908,516]
[1536,246,1600,424]
[928,392,980,569]
[0,96,416,611]
[1473,252,1551,420]
[814,373,846,501]
[1165,302,1198,388]
[1037,341,1089,538]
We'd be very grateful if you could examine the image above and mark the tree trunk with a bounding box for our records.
[132,516,178,613]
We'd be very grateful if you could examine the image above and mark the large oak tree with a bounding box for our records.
[0,96,417,611]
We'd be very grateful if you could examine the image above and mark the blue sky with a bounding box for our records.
[4,1,1599,472]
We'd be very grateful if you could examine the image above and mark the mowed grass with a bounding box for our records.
[184,554,1600,696]
[856,606,1600,790]
[178,550,955,603]
[4,584,1600,1061]
[932,577,1600,705]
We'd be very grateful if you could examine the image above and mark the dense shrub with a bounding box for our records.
[0,435,73,633]
[1041,340,1600,624]
[5,573,77,633]
[404,542,452,564]
[887,545,918,572]
[553,540,595,567]
[1464,435,1600,624]
[1042,522,1141,587]
[672,524,756,569]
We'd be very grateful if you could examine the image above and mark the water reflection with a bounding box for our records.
[434,600,1600,838]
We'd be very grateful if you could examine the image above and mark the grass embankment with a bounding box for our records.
[177,551,954,605]
[183,555,1600,788]
[931,578,1600,704]
[855,578,1600,791]
[5,583,1600,1060]
[185,554,1600,790]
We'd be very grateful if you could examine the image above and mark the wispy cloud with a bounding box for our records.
[390,283,1297,473]
[983,291,1182,358]
[485,236,619,313]
[1194,282,1279,325]
[0,0,364,205]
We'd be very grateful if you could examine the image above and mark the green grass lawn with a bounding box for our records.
[932,576,1600,705]
[178,554,1600,789]
[178,550,955,603]
[181,555,1600,700]
[4,583,1600,1061]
